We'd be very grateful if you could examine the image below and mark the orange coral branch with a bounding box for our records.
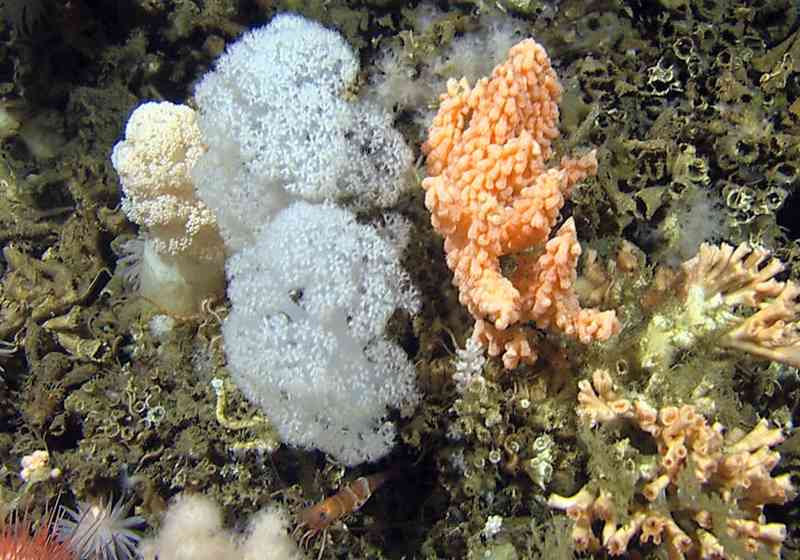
[421,38,619,368]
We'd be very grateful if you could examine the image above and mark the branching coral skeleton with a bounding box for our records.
[549,370,795,558]
[640,242,800,370]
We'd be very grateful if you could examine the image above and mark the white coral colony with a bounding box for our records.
[111,101,225,316]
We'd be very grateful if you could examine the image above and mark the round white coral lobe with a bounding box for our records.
[192,13,413,252]
[223,201,420,465]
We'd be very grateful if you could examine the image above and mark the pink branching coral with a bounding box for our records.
[421,38,620,369]
[640,241,800,369]
[684,242,800,367]
[548,369,795,558]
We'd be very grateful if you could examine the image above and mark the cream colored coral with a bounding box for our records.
[421,40,619,369]
[112,101,222,261]
[690,243,800,367]
[19,449,60,482]
[576,369,632,427]
[549,373,795,558]
[723,282,800,366]
[682,242,785,307]
[111,101,226,315]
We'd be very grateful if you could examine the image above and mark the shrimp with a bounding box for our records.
[294,471,394,555]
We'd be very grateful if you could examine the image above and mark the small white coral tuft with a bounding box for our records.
[240,506,304,560]
[138,494,302,560]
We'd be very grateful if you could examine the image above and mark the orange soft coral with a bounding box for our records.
[421,38,619,368]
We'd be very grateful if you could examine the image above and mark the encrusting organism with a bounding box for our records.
[209,377,280,454]
[548,369,795,558]
[421,37,620,369]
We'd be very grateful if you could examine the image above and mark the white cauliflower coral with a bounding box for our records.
[111,101,225,315]
[113,101,220,259]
